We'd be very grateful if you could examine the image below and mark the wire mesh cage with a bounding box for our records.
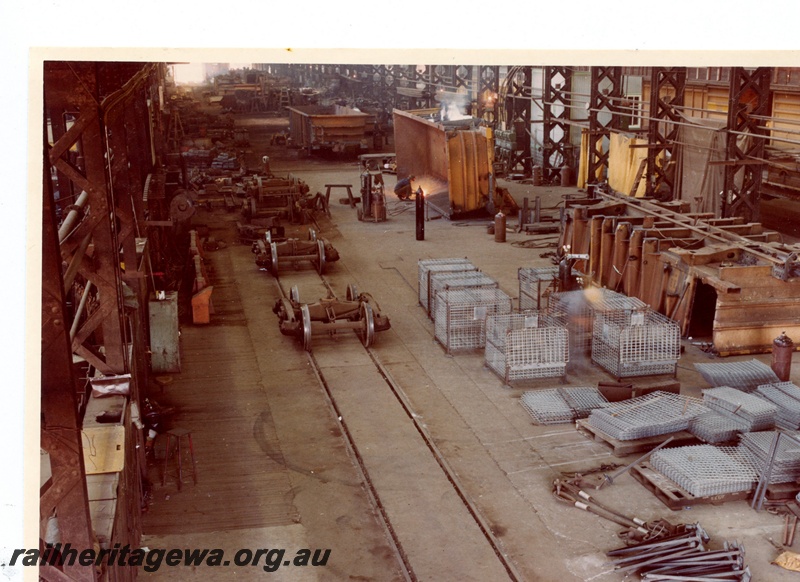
[548,288,648,354]
[518,266,559,311]
[435,288,513,354]
[428,271,498,320]
[418,258,477,313]
[485,312,569,383]
[591,308,681,379]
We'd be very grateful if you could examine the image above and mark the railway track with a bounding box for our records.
[269,265,523,582]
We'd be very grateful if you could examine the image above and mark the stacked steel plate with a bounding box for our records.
[586,391,707,441]
[702,386,777,431]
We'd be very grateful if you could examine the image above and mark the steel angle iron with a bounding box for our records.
[273,283,390,352]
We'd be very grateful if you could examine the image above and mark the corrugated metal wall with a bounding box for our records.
[769,91,800,152]
[447,129,491,213]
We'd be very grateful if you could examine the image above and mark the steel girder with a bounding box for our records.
[478,66,499,127]
[453,65,472,90]
[45,62,127,375]
[411,64,435,109]
[543,66,574,181]
[504,66,533,176]
[588,66,623,184]
[42,61,161,580]
[41,139,97,582]
[368,64,397,109]
[646,67,686,199]
[722,67,772,220]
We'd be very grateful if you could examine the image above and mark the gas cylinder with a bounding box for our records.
[372,192,386,221]
[772,331,794,381]
[560,166,572,187]
[494,212,506,243]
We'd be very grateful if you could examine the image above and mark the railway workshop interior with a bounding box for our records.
[40,61,800,581]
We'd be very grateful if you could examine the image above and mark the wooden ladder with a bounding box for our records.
[629,159,647,197]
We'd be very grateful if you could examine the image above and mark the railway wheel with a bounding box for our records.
[358,302,375,348]
[315,240,326,275]
[346,283,359,301]
[308,228,317,242]
[290,285,300,303]
[269,242,280,275]
[301,304,313,352]
[280,298,295,322]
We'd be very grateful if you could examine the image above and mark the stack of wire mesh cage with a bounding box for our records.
[591,308,681,380]
[649,444,760,497]
[520,387,608,425]
[586,391,707,441]
[548,288,648,356]
[755,382,800,429]
[484,311,569,384]
[688,411,750,444]
[740,431,800,484]
[702,386,777,432]
[417,258,477,316]
[428,271,499,321]
[694,359,780,393]
[518,266,560,311]
[434,287,513,354]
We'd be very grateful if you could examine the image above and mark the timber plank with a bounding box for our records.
[575,419,697,456]
[630,461,751,510]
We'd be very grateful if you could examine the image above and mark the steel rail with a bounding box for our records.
[272,275,416,582]
[273,270,523,582]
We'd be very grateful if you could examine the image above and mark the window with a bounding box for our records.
[619,95,642,130]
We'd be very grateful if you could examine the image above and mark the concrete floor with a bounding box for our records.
[139,113,800,581]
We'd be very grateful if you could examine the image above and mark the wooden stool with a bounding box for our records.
[162,428,198,491]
